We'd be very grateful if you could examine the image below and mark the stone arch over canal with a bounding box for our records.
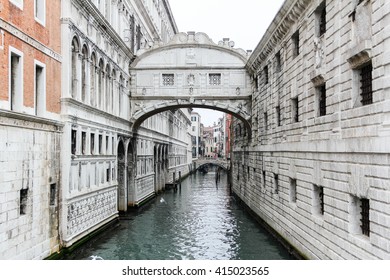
[129,32,253,134]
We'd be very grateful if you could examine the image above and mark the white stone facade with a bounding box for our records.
[232,0,390,259]
[59,0,192,248]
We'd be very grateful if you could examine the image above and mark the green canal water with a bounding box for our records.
[64,171,295,260]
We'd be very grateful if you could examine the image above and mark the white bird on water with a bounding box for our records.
[160,197,166,204]
[90,255,104,260]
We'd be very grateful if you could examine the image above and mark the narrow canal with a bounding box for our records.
[64,170,294,260]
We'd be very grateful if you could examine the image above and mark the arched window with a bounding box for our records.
[119,74,124,117]
[111,69,116,114]
[98,59,104,108]
[90,52,97,107]
[71,37,80,99]
[105,64,111,112]
[81,44,89,103]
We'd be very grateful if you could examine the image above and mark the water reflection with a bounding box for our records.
[64,171,294,260]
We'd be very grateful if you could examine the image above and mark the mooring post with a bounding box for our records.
[173,172,177,191]
[179,171,182,190]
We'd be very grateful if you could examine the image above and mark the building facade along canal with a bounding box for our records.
[1,0,390,260]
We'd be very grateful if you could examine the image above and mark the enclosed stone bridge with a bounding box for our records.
[130,32,253,132]
[193,158,230,171]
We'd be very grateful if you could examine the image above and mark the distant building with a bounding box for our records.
[191,112,201,159]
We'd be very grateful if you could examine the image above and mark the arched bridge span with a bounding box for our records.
[130,32,253,132]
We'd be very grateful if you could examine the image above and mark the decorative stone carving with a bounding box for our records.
[67,189,117,237]
[314,37,324,69]
[187,74,195,86]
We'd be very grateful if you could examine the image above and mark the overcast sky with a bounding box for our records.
[168,0,285,126]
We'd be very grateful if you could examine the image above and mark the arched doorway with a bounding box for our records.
[127,140,135,207]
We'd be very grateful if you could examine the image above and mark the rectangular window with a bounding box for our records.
[317,84,327,116]
[264,65,269,84]
[162,74,174,86]
[276,106,281,127]
[34,61,45,116]
[49,183,56,206]
[291,97,299,123]
[264,112,268,130]
[361,198,370,236]
[317,2,326,37]
[112,137,115,155]
[99,134,103,154]
[10,49,23,112]
[290,178,297,203]
[360,62,373,106]
[263,170,266,187]
[20,188,28,215]
[81,132,87,155]
[34,0,45,25]
[209,73,221,85]
[71,129,77,155]
[313,185,324,215]
[10,0,23,10]
[275,51,282,73]
[292,30,300,58]
[106,135,109,154]
[90,133,95,155]
[107,166,111,182]
[274,174,279,194]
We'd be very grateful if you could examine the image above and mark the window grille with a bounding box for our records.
[275,52,282,72]
[292,31,300,57]
[319,5,326,36]
[319,85,326,116]
[209,74,221,85]
[360,198,370,236]
[20,189,28,215]
[276,106,281,126]
[319,186,324,215]
[162,74,174,86]
[360,63,373,105]
[292,98,299,122]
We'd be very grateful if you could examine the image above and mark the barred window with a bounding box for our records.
[209,73,221,85]
[313,185,324,215]
[162,74,174,86]
[275,51,282,73]
[264,66,269,84]
[318,84,326,116]
[360,62,373,106]
[276,106,281,126]
[292,30,300,57]
[361,198,370,236]
[318,2,326,36]
[291,97,299,123]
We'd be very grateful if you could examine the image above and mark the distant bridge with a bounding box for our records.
[193,158,230,171]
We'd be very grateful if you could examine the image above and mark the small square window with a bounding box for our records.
[162,74,174,86]
[209,73,221,85]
